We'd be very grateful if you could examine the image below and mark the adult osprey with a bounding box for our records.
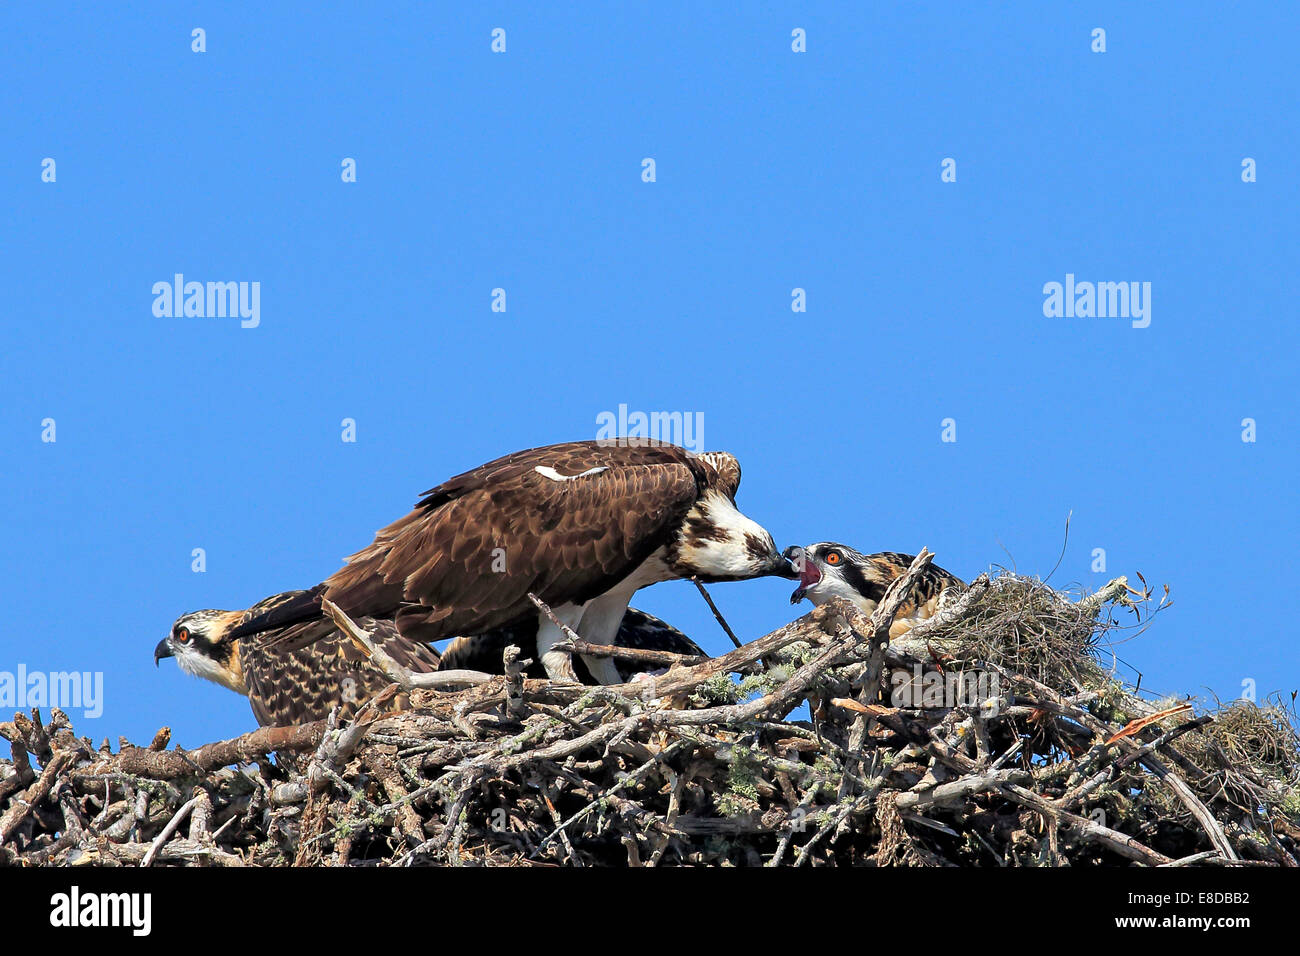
[225,440,795,682]
[782,543,965,638]
[157,595,705,726]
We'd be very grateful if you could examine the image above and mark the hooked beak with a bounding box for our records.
[783,546,821,604]
[154,638,173,667]
[772,546,801,580]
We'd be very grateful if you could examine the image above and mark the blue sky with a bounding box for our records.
[1,3,1295,746]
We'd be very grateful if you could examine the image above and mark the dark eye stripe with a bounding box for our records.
[841,562,886,604]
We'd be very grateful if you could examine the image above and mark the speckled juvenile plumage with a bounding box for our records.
[156,591,443,727]
[238,618,439,727]
[784,543,966,639]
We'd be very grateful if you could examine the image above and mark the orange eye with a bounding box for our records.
[175,627,190,644]
[825,551,842,565]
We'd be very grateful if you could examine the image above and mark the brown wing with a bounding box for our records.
[240,618,440,727]
[322,441,707,642]
[236,589,312,625]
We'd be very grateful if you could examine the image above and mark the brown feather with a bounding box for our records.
[322,441,709,643]
[239,617,441,727]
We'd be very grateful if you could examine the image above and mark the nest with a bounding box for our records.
[3,554,1297,867]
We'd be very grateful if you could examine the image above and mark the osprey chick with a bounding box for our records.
[782,543,965,638]
[157,596,705,726]
[227,440,796,682]
[155,591,441,727]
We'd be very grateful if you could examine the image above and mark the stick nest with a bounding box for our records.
[3,561,1297,867]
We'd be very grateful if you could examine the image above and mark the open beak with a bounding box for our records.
[783,546,821,604]
[154,638,173,667]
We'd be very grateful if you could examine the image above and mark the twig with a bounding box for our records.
[528,592,582,681]
[554,637,706,670]
[692,578,743,649]
[324,599,493,689]
[141,795,201,867]
[0,751,74,846]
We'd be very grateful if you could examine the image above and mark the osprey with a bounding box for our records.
[155,591,442,727]
[227,440,795,682]
[782,543,965,638]
[156,595,704,726]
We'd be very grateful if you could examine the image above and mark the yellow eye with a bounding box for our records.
[825,551,842,566]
